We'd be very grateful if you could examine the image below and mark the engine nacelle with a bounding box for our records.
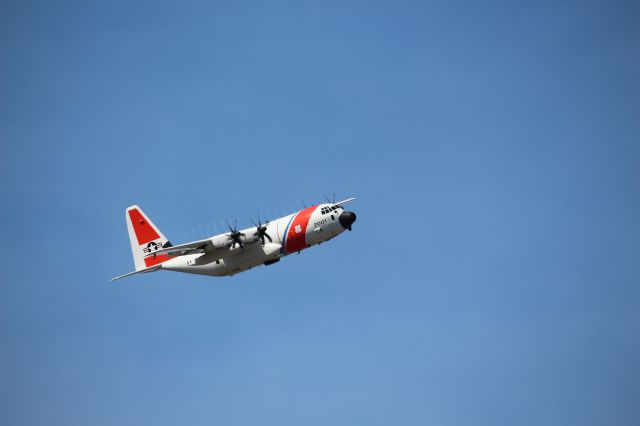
[210,234,230,247]
[261,243,282,259]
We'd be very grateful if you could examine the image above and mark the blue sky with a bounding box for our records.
[1,0,639,424]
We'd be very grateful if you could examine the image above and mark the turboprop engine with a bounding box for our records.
[261,243,282,258]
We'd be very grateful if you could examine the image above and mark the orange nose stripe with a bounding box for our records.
[285,205,318,253]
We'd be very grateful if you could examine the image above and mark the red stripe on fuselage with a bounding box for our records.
[128,208,160,245]
[285,205,318,254]
[144,253,171,267]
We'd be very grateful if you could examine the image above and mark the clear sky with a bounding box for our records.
[1,0,639,424]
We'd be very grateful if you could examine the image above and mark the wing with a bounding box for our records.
[334,197,356,206]
[144,238,225,258]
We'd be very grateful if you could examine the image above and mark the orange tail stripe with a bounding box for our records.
[128,208,161,245]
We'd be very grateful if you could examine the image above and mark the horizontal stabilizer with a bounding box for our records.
[111,264,162,282]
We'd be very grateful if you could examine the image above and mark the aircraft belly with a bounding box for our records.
[161,243,282,277]
[161,253,227,276]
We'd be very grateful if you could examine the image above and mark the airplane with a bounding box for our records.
[111,198,357,281]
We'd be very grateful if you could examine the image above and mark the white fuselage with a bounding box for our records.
[162,204,348,276]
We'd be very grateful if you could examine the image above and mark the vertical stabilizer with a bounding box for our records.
[125,205,171,271]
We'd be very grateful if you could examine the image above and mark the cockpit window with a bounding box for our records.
[321,205,340,215]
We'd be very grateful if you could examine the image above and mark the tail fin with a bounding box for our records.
[126,205,172,271]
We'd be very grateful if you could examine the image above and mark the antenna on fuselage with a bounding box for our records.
[324,193,337,204]
[324,193,337,205]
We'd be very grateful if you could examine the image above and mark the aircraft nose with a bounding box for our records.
[339,211,357,231]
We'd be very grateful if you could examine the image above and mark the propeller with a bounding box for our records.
[226,219,245,249]
[251,215,272,246]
